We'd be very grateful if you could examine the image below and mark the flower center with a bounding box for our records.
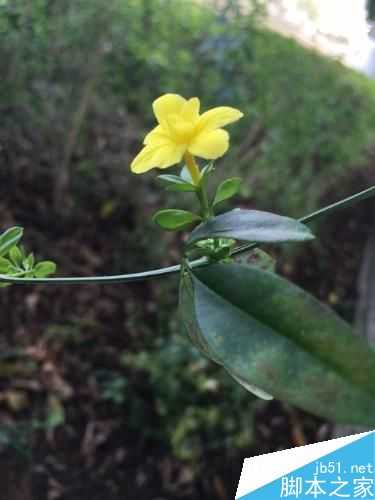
[167,114,197,145]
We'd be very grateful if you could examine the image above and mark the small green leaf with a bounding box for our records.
[198,162,215,187]
[181,162,214,186]
[23,253,35,271]
[26,253,34,269]
[180,166,193,183]
[153,209,201,231]
[18,246,27,260]
[188,209,314,245]
[213,177,241,206]
[0,256,11,273]
[33,261,57,278]
[0,227,23,257]
[9,246,23,267]
[158,175,196,192]
[195,238,236,261]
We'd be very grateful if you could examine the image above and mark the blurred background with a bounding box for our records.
[1,0,375,498]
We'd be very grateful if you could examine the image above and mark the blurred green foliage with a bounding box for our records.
[2,0,375,218]
[242,30,375,215]
[122,334,256,461]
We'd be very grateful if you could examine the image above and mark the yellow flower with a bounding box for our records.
[130,93,243,181]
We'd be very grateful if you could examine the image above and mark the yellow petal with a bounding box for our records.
[143,125,170,146]
[197,106,243,132]
[152,94,186,126]
[188,129,229,159]
[131,144,160,173]
[156,144,185,169]
[131,143,184,173]
[180,97,200,123]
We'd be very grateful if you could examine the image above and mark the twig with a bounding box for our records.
[1,185,375,285]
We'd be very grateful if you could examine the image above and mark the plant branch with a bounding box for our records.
[1,185,375,286]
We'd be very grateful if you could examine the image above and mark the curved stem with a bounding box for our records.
[0,258,208,285]
[1,185,375,285]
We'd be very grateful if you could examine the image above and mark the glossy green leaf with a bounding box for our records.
[213,177,241,206]
[188,209,314,246]
[0,227,23,257]
[0,256,11,273]
[179,263,375,424]
[9,246,23,267]
[23,253,34,271]
[228,372,274,400]
[179,268,271,401]
[153,209,201,231]
[33,261,57,278]
[158,175,196,192]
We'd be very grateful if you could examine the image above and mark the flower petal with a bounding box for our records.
[156,144,185,169]
[188,129,229,159]
[197,106,243,132]
[143,125,170,146]
[153,94,186,126]
[131,144,161,173]
[180,97,200,123]
[131,142,185,173]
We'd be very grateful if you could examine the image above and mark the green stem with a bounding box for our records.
[185,152,211,220]
[2,184,375,285]
[184,152,201,185]
[300,184,375,223]
[196,184,211,220]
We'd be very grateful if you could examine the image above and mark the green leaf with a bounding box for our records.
[23,253,34,271]
[198,162,215,187]
[179,263,375,425]
[195,238,236,261]
[33,261,57,278]
[0,256,11,273]
[158,174,197,192]
[0,227,23,257]
[26,253,34,270]
[153,209,201,231]
[180,162,213,187]
[227,372,274,400]
[213,177,241,206]
[188,209,314,245]
[9,246,23,267]
[180,166,193,183]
